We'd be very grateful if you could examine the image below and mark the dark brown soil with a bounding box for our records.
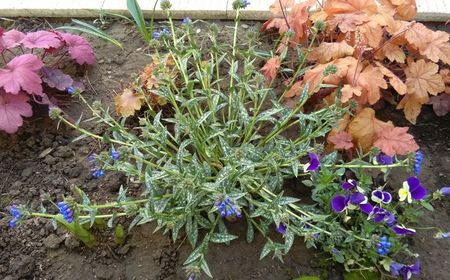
[0,19,449,280]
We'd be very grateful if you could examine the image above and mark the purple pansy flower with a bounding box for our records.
[375,153,394,165]
[331,179,372,214]
[277,223,287,235]
[439,187,450,196]
[399,177,427,203]
[303,153,320,172]
[392,224,416,235]
[370,206,396,226]
[390,261,420,280]
[371,189,392,204]
[331,192,368,213]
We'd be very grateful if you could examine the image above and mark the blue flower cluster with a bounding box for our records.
[67,85,76,95]
[111,150,120,160]
[153,27,170,40]
[377,236,391,256]
[92,169,105,178]
[413,151,423,175]
[215,197,241,218]
[242,0,250,8]
[9,205,21,228]
[182,17,191,25]
[58,202,74,223]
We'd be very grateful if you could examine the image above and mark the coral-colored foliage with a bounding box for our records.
[0,28,96,134]
[263,0,449,155]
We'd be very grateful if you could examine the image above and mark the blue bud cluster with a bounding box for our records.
[92,169,105,178]
[9,205,21,228]
[377,236,392,256]
[153,27,170,40]
[67,85,76,95]
[215,197,241,218]
[58,202,74,223]
[182,17,191,25]
[111,150,120,160]
[413,151,423,176]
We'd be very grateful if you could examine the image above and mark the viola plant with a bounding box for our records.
[5,1,449,280]
[0,27,95,133]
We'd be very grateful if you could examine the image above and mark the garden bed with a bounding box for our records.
[0,17,449,280]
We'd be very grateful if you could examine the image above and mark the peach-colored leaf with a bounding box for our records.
[405,60,445,99]
[348,108,393,152]
[359,21,383,48]
[324,0,378,15]
[420,30,450,64]
[397,94,427,124]
[328,131,354,150]
[328,13,369,33]
[261,56,281,82]
[357,65,388,105]
[374,126,419,156]
[379,42,405,63]
[114,88,144,117]
[309,41,354,63]
[341,84,362,103]
[285,80,303,98]
[375,62,407,95]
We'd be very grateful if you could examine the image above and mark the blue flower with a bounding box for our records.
[390,261,420,280]
[67,86,76,95]
[377,236,392,256]
[215,197,241,218]
[435,232,450,239]
[92,169,105,179]
[277,223,287,235]
[413,151,423,176]
[153,31,161,40]
[10,205,21,219]
[111,150,120,160]
[439,186,450,196]
[88,154,96,165]
[58,202,74,223]
[242,0,250,8]
[182,17,191,25]
[375,153,393,165]
[161,27,170,36]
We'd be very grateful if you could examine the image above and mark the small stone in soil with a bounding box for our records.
[54,146,73,158]
[43,234,64,249]
[21,167,33,178]
[64,235,81,250]
[44,155,57,165]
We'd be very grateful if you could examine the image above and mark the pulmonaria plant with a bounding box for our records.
[0,27,95,133]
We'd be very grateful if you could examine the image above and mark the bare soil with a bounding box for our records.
[0,19,449,280]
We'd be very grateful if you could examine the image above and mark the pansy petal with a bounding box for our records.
[305,153,320,172]
[331,195,347,213]
[390,262,403,276]
[359,203,373,214]
[392,224,416,235]
[349,192,366,205]
[406,176,420,189]
[410,184,428,200]
[382,191,392,204]
[411,261,420,275]
[371,190,383,203]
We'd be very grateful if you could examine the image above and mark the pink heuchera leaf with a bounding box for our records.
[60,33,96,65]
[0,91,32,133]
[428,94,450,116]
[20,31,62,49]
[42,67,73,91]
[0,54,44,95]
[3,30,26,49]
